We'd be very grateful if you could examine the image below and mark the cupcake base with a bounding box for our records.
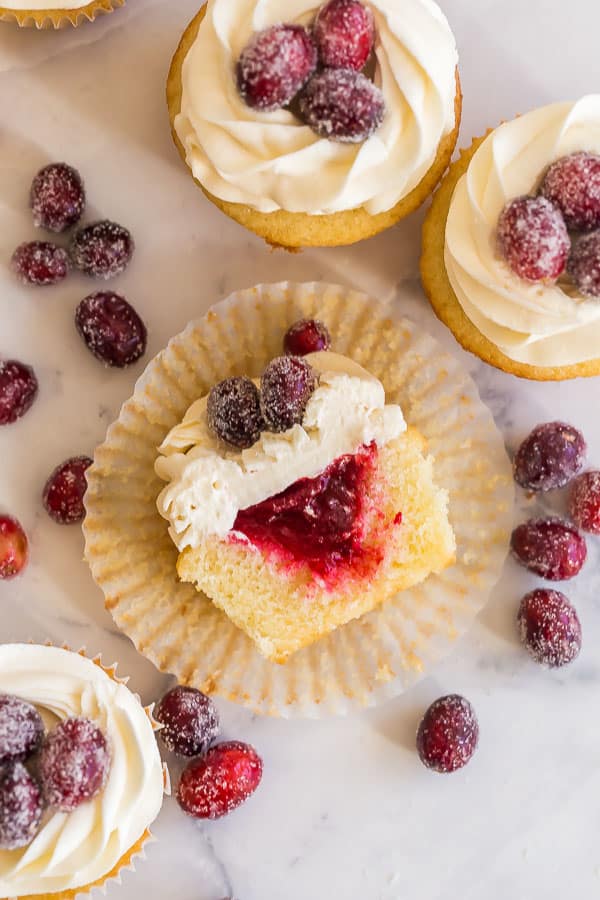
[0,0,123,29]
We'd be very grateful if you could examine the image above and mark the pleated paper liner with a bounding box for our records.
[83,282,514,718]
[0,0,123,29]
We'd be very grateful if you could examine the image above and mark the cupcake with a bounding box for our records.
[0,0,123,29]
[166,0,461,249]
[421,95,600,381]
[0,643,165,899]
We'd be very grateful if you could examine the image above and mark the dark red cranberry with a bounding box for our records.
[284,319,331,356]
[207,377,264,449]
[570,471,600,534]
[260,356,317,432]
[70,220,134,279]
[11,240,69,286]
[42,456,93,525]
[0,762,43,850]
[30,162,85,233]
[518,589,581,668]
[299,68,385,143]
[40,717,110,811]
[497,196,570,282]
[314,0,375,71]
[513,422,586,492]
[177,741,262,819]
[510,518,587,581]
[567,231,600,298]
[416,695,479,774]
[75,292,147,368]
[155,685,220,758]
[0,695,43,764]
[540,152,600,232]
[0,360,38,426]
[0,516,29,580]
[237,25,317,111]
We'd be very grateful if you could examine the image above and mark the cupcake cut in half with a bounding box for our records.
[0,0,123,28]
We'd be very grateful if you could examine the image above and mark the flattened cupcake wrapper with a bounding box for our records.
[0,0,123,29]
[84,282,514,718]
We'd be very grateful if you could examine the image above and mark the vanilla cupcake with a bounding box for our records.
[0,0,123,29]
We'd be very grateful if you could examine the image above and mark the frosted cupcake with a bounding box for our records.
[0,0,123,29]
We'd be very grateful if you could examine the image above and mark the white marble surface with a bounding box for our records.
[1,2,600,898]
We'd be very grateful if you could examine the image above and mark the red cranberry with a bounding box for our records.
[237,25,317,112]
[177,741,263,819]
[11,240,69,286]
[540,152,600,232]
[284,319,331,356]
[42,456,93,525]
[416,695,479,774]
[207,377,264,449]
[0,360,38,426]
[155,685,220,758]
[70,220,134,279]
[513,422,586,492]
[0,762,43,850]
[567,231,600,298]
[0,695,43,763]
[0,515,28,580]
[510,518,587,581]
[75,292,147,368]
[314,0,375,71]
[497,196,570,282]
[299,68,385,143]
[518,589,581,668]
[260,356,317,432]
[30,162,85,233]
[570,471,600,534]
[40,717,110,811]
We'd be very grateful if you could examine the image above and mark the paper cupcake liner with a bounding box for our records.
[0,0,123,29]
[84,282,514,718]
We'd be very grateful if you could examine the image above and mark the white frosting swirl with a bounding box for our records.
[175,0,458,215]
[444,95,600,367]
[0,644,164,898]
[0,1,90,8]
[156,352,406,549]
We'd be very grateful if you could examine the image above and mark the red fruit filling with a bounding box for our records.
[299,68,385,143]
[30,162,85,233]
[0,515,28,580]
[177,740,263,820]
[237,24,317,112]
[416,695,479,774]
[540,152,600,232]
[12,240,69,286]
[497,196,569,282]
[40,717,110,811]
[314,0,375,71]
[155,685,220,758]
[284,319,331,356]
[0,695,43,764]
[513,421,586,492]
[42,456,93,525]
[570,471,600,534]
[567,231,600,298]
[0,761,43,850]
[518,589,581,668]
[510,518,587,581]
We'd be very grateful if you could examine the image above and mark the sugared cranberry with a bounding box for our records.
[155,685,220,758]
[513,422,586,492]
[237,25,317,112]
[540,152,600,232]
[0,516,28,580]
[30,162,85,233]
[570,471,600,534]
[416,695,479,774]
[284,319,331,356]
[177,741,263,819]
[70,220,134,279]
[497,196,570,282]
[0,762,43,850]
[11,240,69,286]
[40,717,110,811]
[510,518,587,581]
[0,360,38,426]
[567,231,600,298]
[299,68,385,143]
[207,377,264,449]
[75,292,147,368]
[518,589,582,668]
[0,695,43,764]
[260,356,317,432]
[314,0,375,71]
[42,456,92,525]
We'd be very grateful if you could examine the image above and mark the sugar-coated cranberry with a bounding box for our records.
[518,589,582,668]
[207,377,264,449]
[513,422,586,492]
[510,518,587,581]
[40,717,110,811]
[260,356,317,432]
[0,516,28,580]
[11,240,69,286]
[416,695,479,774]
[284,319,331,356]
[177,741,263,819]
[570,471,600,534]
[42,456,93,525]
[75,292,147,368]
[0,695,43,764]
[30,162,85,233]
[0,762,43,850]
[237,24,317,112]
[299,68,385,143]
[155,685,220,758]
[70,220,134,279]
[497,196,570,282]
[567,231,600,298]
[540,152,600,232]
[314,0,375,71]
[0,360,38,426]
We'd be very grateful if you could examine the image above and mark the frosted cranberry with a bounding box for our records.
[0,695,43,763]
[567,231,600,298]
[155,686,220,758]
[0,360,38,426]
[40,717,110,811]
[30,162,85,233]
[75,292,147,368]
[0,762,43,850]
[0,516,28,580]
[11,240,69,286]
[70,220,134,279]
[511,518,587,581]
[284,319,331,356]
[237,25,317,112]
[540,152,600,232]
[416,695,478,774]
[497,196,570,282]
[513,422,586,492]
[43,456,92,525]
[518,589,581,668]
[260,356,317,432]
[299,68,385,143]
[207,377,264,449]
[570,471,600,534]
[314,0,375,71]
[177,741,262,819]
